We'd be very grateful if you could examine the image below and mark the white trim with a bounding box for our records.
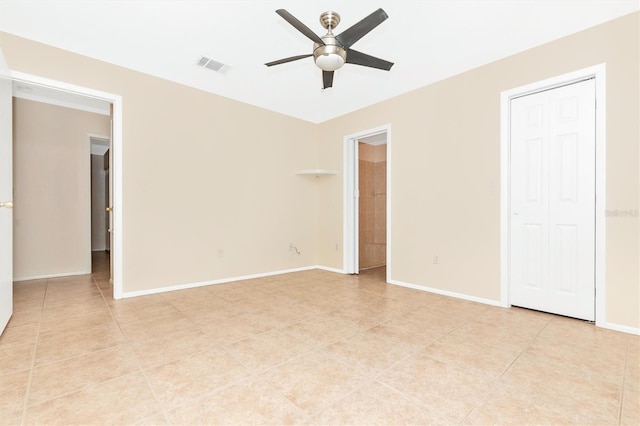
[385,127,392,283]
[13,271,90,281]
[343,124,391,277]
[12,90,110,116]
[603,322,640,336]
[389,279,503,307]
[83,137,92,274]
[499,88,511,308]
[11,71,124,299]
[593,66,607,328]
[343,137,358,274]
[121,264,502,307]
[317,265,346,274]
[500,64,607,325]
[121,266,319,298]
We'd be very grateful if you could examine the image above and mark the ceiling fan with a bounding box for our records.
[265,8,394,89]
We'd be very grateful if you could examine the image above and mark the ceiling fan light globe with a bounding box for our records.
[316,53,345,71]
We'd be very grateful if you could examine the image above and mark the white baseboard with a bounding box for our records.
[388,279,503,307]
[116,268,640,336]
[121,265,318,298]
[387,280,640,336]
[603,322,640,336]
[316,265,347,274]
[13,270,91,282]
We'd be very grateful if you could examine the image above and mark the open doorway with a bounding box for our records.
[343,124,391,280]
[11,71,122,299]
[358,137,387,272]
[90,136,111,276]
[12,95,110,282]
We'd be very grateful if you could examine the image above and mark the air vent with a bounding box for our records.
[197,56,229,73]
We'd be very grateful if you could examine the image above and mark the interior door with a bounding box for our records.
[0,49,13,334]
[108,106,113,283]
[104,150,110,252]
[509,78,596,321]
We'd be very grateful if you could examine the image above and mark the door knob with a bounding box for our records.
[513,210,519,215]
[105,206,112,212]
[0,201,13,209]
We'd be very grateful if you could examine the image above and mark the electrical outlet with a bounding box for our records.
[433,255,439,264]
[217,249,224,258]
[289,243,293,252]
[335,243,339,251]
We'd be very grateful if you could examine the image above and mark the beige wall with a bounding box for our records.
[1,11,638,329]
[13,98,110,279]
[317,12,639,329]
[1,32,320,293]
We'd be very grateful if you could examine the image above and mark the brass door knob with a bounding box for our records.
[105,206,112,212]
[0,201,13,209]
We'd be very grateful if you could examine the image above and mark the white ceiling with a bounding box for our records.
[1,0,637,123]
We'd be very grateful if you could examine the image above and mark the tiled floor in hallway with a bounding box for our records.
[1,252,639,425]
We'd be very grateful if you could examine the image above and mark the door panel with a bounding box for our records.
[523,224,542,288]
[0,49,13,334]
[510,79,596,321]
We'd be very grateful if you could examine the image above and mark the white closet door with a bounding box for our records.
[510,79,596,321]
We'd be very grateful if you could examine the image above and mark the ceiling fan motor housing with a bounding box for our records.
[313,35,347,71]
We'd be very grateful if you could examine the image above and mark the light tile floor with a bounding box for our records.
[1,252,639,425]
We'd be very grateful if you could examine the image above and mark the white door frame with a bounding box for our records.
[343,124,391,281]
[500,64,606,327]
[12,71,124,299]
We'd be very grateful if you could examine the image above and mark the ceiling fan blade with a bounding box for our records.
[265,54,312,67]
[346,49,394,71]
[323,71,334,89]
[335,8,388,49]
[276,9,325,45]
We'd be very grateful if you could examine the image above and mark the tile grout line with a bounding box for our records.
[310,310,480,423]
[456,311,554,424]
[94,271,173,425]
[259,378,312,423]
[24,270,143,422]
[19,279,48,426]
[102,274,296,423]
[496,315,554,380]
[438,310,507,424]
[618,338,630,426]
